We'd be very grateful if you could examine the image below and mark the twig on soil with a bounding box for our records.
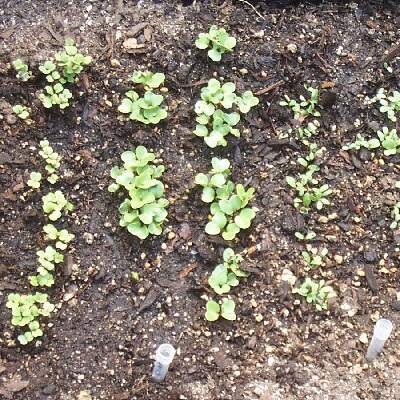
[315,53,330,74]
[181,79,210,88]
[237,0,265,21]
[254,80,284,96]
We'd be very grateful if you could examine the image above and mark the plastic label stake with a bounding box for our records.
[366,319,393,361]
[152,343,176,382]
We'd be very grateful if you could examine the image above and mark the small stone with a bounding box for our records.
[83,232,94,244]
[254,30,264,38]
[287,43,297,53]
[123,38,145,50]
[318,216,329,223]
[334,255,343,264]
[239,68,248,75]
[359,333,368,344]
[255,314,263,322]
[110,59,121,67]
[168,231,176,240]
[63,284,78,302]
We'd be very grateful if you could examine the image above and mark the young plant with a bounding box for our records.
[39,39,92,84]
[108,146,169,240]
[12,104,30,119]
[280,85,321,120]
[222,248,248,277]
[205,298,236,321]
[42,190,74,221]
[295,230,316,241]
[195,158,257,240]
[6,292,55,345]
[43,224,75,250]
[301,246,328,270]
[342,134,380,151]
[131,71,165,89]
[194,79,258,148]
[118,90,167,125]
[12,59,32,81]
[195,26,236,62]
[30,246,64,288]
[390,202,400,229]
[39,139,62,184]
[368,88,400,122]
[293,278,336,311]
[286,164,331,213]
[27,172,42,189]
[38,39,91,109]
[208,264,239,295]
[39,83,73,109]
[296,120,320,142]
[377,127,400,156]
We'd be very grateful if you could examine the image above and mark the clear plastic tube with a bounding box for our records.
[366,319,393,361]
[152,343,176,382]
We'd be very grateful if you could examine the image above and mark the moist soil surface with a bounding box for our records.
[1,1,400,399]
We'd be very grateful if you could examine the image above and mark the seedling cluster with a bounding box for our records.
[12,104,30,119]
[205,248,249,321]
[118,71,167,125]
[39,38,91,109]
[108,146,169,240]
[6,293,55,345]
[293,278,335,311]
[195,26,236,62]
[12,58,32,81]
[279,85,321,121]
[8,143,74,344]
[193,78,259,148]
[195,158,257,240]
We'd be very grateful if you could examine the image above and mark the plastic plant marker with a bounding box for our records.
[366,319,393,361]
[152,343,176,382]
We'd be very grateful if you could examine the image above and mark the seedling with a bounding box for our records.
[27,172,42,189]
[194,79,258,148]
[286,165,331,213]
[6,292,55,345]
[42,191,74,221]
[195,26,236,62]
[296,120,320,142]
[222,248,248,277]
[377,127,400,156]
[118,90,167,125]
[39,39,92,84]
[390,202,400,229]
[293,278,336,311]
[342,134,380,151]
[38,39,91,109]
[297,143,323,168]
[43,224,75,250]
[131,271,140,282]
[131,71,165,89]
[208,264,239,295]
[369,88,400,122]
[12,104,30,119]
[195,158,257,240]
[301,246,328,270]
[295,230,316,241]
[280,85,321,120]
[205,298,236,321]
[30,246,64,288]
[108,146,169,240]
[39,83,73,109]
[39,139,62,184]
[12,59,32,81]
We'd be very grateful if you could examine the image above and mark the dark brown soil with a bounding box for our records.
[1,1,400,399]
